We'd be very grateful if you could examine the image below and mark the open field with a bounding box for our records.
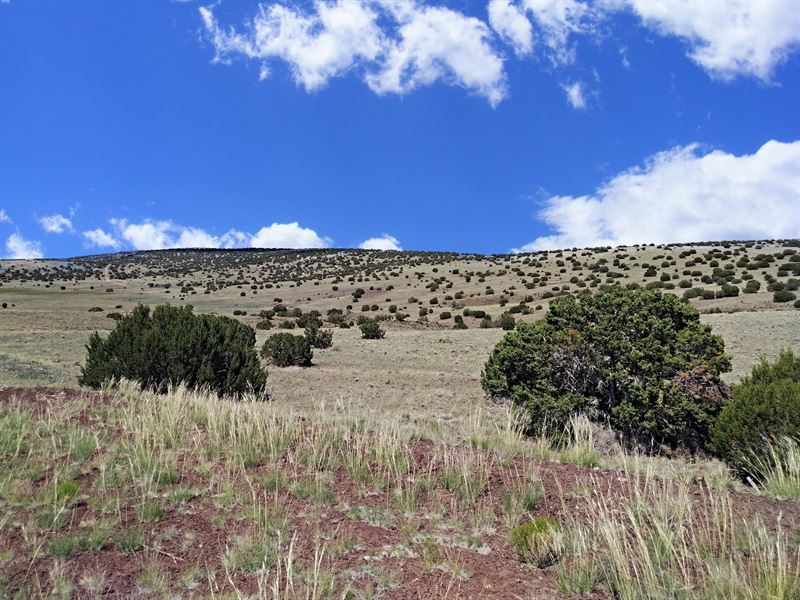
[1,240,799,598]
[1,240,798,431]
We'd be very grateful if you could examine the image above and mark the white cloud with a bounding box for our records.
[609,0,800,81]
[200,1,385,91]
[198,0,800,101]
[201,0,507,105]
[488,0,532,56]
[514,139,800,252]
[82,228,121,250]
[562,80,585,109]
[0,209,11,224]
[250,222,331,248]
[111,219,176,250]
[39,214,74,234]
[359,234,402,250]
[367,2,506,105]
[5,233,44,259]
[109,218,330,250]
[524,0,592,65]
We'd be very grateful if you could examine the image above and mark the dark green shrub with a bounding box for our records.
[305,325,333,349]
[326,308,344,324]
[710,350,800,475]
[255,319,273,330]
[261,332,312,367]
[774,290,797,303]
[296,311,322,328]
[439,311,452,320]
[359,318,385,339]
[497,313,516,330]
[105,312,123,321]
[482,288,730,451]
[88,306,103,312]
[744,280,761,294]
[479,316,493,329]
[79,304,266,398]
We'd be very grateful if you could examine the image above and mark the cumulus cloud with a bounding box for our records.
[199,0,800,101]
[0,209,11,224]
[197,0,800,103]
[199,1,385,91]
[5,233,44,259]
[488,0,532,56]
[367,1,506,105]
[201,0,507,105]
[610,0,800,81]
[39,214,74,234]
[82,229,121,250]
[108,218,330,251]
[562,81,585,109]
[250,222,331,248]
[514,139,800,252]
[359,234,402,250]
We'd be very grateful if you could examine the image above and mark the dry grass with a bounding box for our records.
[1,383,796,599]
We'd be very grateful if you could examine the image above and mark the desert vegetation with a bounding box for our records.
[0,383,797,598]
[0,240,799,597]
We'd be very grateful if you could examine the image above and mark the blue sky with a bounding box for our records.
[1,0,798,258]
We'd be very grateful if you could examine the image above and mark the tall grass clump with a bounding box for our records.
[745,437,800,500]
[562,468,799,599]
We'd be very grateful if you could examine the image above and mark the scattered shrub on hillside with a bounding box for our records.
[774,290,797,303]
[710,350,800,476]
[359,318,385,339]
[482,287,730,451]
[743,280,761,294]
[497,313,516,330]
[296,311,322,328]
[717,284,739,298]
[261,332,313,367]
[255,319,273,330]
[79,304,266,398]
[305,325,333,349]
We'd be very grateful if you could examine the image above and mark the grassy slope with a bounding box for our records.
[0,384,797,599]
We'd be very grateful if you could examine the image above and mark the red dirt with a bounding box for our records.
[1,386,797,599]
